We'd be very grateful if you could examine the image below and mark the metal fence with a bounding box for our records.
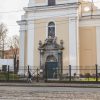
[0,65,100,83]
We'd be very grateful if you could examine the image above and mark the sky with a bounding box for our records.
[0,0,100,37]
[0,0,29,37]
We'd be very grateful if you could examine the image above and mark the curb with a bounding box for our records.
[0,83,100,88]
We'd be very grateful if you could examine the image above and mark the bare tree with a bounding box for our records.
[0,23,8,58]
[8,35,19,49]
[8,35,19,73]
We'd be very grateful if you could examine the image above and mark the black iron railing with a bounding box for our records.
[0,64,100,83]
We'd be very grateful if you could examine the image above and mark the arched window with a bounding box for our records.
[48,22,55,38]
[48,0,55,6]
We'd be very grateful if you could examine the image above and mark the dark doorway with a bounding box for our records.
[45,62,58,79]
[48,0,55,6]
[2,65,7,72]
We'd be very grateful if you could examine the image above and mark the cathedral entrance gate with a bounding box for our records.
[38,37,64,80]
[45,62,58,79]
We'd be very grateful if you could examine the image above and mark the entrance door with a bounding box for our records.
[45,62,58,79]
[48,0,55,6]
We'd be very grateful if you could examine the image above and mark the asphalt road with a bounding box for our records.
[0,86,100,100]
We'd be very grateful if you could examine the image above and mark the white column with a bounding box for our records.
[69,17,78,75]
[18,22,26,75]
[27,21,34,69]
[96,26,100,72]
[19,30,25,67]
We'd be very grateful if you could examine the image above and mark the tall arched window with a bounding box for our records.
[48,0,55,6]
[48,22,55,38]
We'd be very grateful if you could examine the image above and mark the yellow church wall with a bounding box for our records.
[79,26,97,75]
[34,17,69,68]
[56,18,69,69]
[34,19,46,68]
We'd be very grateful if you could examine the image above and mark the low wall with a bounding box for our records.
[0,59,14,71]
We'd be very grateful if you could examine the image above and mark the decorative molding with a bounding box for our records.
[24,3,79,12]
[26,9,78,21]
[17,20,27,31]
[56,0,78,4]
[28,0,78,7]
[79,18,100,27]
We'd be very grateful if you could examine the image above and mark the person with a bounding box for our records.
[28,70,32,83]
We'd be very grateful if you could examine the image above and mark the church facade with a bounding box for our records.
[18,0,100,75]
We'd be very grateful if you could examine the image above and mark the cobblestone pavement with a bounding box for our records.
[0,86,100,100]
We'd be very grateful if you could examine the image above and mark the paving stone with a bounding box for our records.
[0,86,100,100]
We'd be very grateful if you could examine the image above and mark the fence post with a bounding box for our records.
[27,65,30,78]
[69,65,71,82]
[37,68,39,82]
[96,64,98,82]
[7,65,9,81]
[28,65,29,72]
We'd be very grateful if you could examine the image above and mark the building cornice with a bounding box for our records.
[17,20,27,25]
[79,17,100,27]
[24,2,80,12]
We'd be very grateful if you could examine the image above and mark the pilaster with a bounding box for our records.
[96,27,100,71]
[69,17,79,75]
[17,20,27,75]
[27,20,35,69]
